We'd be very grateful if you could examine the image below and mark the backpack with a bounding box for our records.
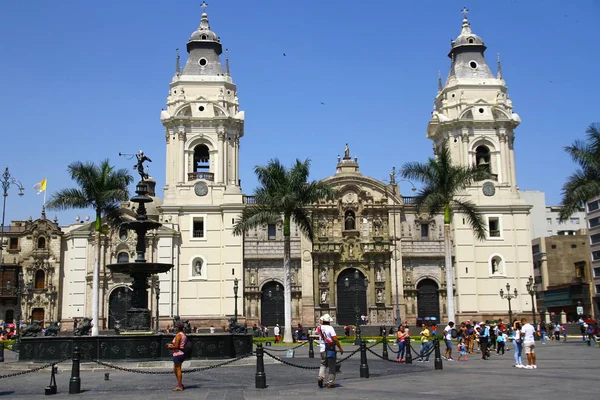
[183,335,193,358]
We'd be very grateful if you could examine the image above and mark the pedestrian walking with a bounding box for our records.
[274,324,281,343]
[539,321,547,344]
[315,314,343,388]
[521,317,537,369]
[443,321,455,361]
[166,321,187,391]
[418,323,431,362]
[396,323,409,362]
[496,330,505,355]
[478,322,490,360]
[457,338,468,362]
[512,321,523,368]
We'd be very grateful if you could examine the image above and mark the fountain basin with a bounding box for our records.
[18,333,253,362]
[106,262,173,275]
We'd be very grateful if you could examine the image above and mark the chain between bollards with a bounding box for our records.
[69,346,81,394]
[359,340,369,378]
[382,334,389,360]
[434,337,443,370]
[308,337,315,359]
[255,343,267,389]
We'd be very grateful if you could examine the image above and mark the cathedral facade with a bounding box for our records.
[1,7,535,329]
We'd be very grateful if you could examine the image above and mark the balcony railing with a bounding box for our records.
[243,196,256,204]
[192,230,204,238]
[489,230,501,237]
[403,196,416,204]
[187,172,215,182]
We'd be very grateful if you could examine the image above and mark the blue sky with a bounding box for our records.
[0,0,598,224]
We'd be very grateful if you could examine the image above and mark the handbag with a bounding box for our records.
[319,327,337,358]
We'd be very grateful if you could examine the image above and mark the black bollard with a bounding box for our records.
[359,340,369,378]
[68,346,81,394]
[434,338,443,370]
[45,363,58,395]
[405,338,413,364]
[382,335,389,360]
[104,373,110,381]
[0,342,4,363]
[308,337,315,359]
[255,343,267,389]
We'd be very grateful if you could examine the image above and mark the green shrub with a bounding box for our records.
[1,340,15,350]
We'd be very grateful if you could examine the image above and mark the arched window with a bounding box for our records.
[344,211,356,231]
[193,145,210,172]
[37,236,46,249]
[119,228,128,241]
[35,270,45,289]
[117,252,129,264]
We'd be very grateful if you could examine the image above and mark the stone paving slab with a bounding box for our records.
[1,340,599,399]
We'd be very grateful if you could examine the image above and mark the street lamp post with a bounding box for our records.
[499,283,518,325]
[154,279,160,332]
[525,275,537,326]
[344,270,369,345]
[0,167,24,266]
[233,278,239,322]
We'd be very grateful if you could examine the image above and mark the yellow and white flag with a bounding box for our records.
[33,178,47,194]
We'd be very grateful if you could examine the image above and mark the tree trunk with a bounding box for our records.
[444,223,455,323]
[91,214,101,336]
[282,216,293,343]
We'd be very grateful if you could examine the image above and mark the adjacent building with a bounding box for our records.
[532,232,590,322]
[520,191,586,238]
[586,197,600,317]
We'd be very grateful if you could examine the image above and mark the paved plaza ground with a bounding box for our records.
[1,339,599,399]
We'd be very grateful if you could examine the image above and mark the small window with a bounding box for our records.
[596,284,600,294]
[551,244,557,249]
[546,218,552,225]
[267,224,276,240]
[201,35,207,40]
[570,217,580,224]
[588,200,600,212]
[119,228,128,241]
[35,270,45,289]
[469,61,477,69]
[198,58,208,66]
[420,223,429,239]
[532,244,540,254]
[488,217,500,238]
[37,236,46,249]
[468,37,474,44]
[571,244,577,249]
[589,216,600,228]
[117,252,129,263]
[193,217,205,238]
[591,233,600,245]
[592,250,600,261]
[9,237,18,250]
[593,267,600,277]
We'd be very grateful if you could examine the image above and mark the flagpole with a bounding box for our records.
[43,177,47,207]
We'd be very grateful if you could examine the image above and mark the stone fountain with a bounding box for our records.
[105,178,172,332]
[17,153,253,362]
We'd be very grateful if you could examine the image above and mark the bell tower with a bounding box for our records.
[159,2,244,320]
[425,9,533,321]
[427,8,521,190]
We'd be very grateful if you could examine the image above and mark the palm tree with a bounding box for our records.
[559,123,600,220]
[233,159,334,342]
[47,159,133,336]
[401,146,489,323]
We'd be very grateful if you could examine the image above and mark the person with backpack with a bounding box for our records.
[315,314,343,388]
[167,321,188,391]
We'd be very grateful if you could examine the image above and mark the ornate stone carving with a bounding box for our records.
[319,266,327,283]
[320,289,329,304]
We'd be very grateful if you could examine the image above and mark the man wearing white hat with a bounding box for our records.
[315,314,344,388]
